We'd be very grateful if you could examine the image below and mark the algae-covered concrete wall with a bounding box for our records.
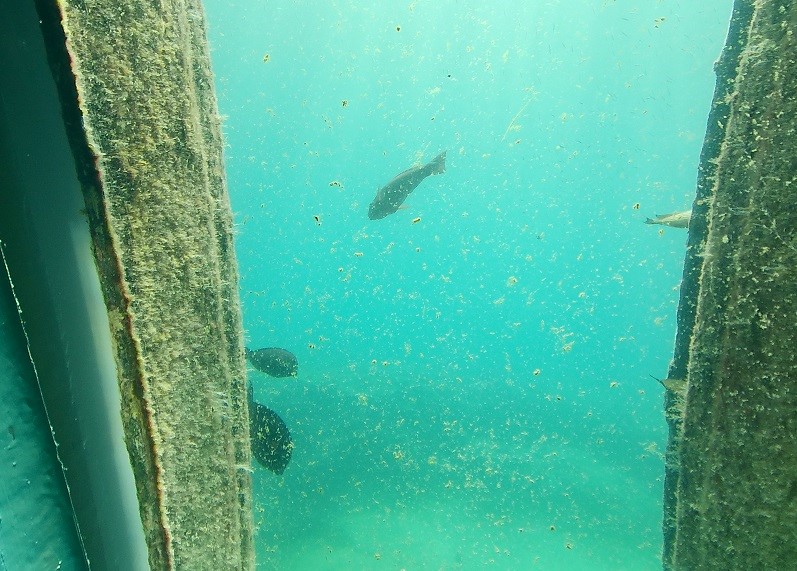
[37,0,254,568]
[664,0,797,568]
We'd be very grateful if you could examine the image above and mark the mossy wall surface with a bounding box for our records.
[666,0,797,568]
[47,0,253,568]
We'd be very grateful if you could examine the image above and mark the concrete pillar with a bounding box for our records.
[663,1,797,568]
[34,0,255,568]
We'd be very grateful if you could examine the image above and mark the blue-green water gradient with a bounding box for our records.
[203,2,732,569]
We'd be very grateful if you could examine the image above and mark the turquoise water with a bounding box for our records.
[203,2,732,569]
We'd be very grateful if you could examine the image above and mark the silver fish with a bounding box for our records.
[368,151,446,220]
[645,210,691,228]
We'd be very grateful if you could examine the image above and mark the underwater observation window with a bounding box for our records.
[203,2,741,569]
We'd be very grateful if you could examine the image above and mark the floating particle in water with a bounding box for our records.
[329,180,343,188]
[533,368,541,376]
[633,202,640,210]
[395,25,401,32]
[507,276,518,287]
[609,381,620,388]
[313,214,322,225]
[342,99,349,107]
[412,217,421,224]
[354,252,364,257]
[262,53,270,63]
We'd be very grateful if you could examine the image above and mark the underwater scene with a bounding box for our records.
[204,2,733,569]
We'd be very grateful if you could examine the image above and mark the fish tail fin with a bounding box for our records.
[644,217,656,224]
[429,150,446,175]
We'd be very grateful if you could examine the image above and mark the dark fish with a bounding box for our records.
[246,347,298,377]
[248,382,292,475]
[368,151,446,220]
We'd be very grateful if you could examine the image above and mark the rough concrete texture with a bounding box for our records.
[660,1,756,563]
[665,1,797,569]
[49,0,253,568]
